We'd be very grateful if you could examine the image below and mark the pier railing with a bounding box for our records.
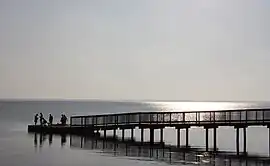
[70,109,270,127]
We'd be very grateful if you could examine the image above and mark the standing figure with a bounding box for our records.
[49,114,53,125]
[63,114,68,125]
[60,114,64,125]
[34,114,38,125]
[39,113,44,126]
[60,114,68,125]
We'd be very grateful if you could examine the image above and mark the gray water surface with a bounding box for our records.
[0,101,270,166]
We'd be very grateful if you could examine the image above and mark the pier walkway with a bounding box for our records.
[70,108,270,155]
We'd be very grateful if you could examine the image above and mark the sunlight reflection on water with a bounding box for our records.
[145,101,259,112]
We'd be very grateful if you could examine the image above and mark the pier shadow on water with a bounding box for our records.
[30,132,270,166]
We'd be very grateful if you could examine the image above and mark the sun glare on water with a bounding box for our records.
[145,101,254,112]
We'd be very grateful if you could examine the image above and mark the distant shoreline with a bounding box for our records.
[0,99,269,103]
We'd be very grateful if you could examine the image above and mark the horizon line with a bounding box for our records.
[0,98,269,103]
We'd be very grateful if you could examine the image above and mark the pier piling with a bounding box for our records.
[160,128,164,143]
[186,128,189,148]
[205,128,209,151]
[141,128,144,144]
[243,127,247,153]
[213,127,217,151]
[150,129,154,145]
[236,128,240,155]
[104,129,107,138]
[131,128,134,140]
[177,128,180,148]
[268,127,270,156]
[113,129,116,139]
[122,129,125,141]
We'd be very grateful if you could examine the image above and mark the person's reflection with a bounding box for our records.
[39,133,47,148]
[49,133,53,146]
[34,133,37,147]
[61,134,67,147]
[39,133,43,147]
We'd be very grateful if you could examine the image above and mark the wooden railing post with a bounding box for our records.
[246,110,248,124]
[239,110,242,123]
[196,112,198,124]
[263,110,265,123]
[183,112,185,124]
[156,113,159,124]
[139,113,141,125]
[81,117,83,127]
[162,113,165,124]
[127,114,130,124]
[229,111,231,124]
[169,112,172,125]
[213,112,215,124]
[150,113,152,124]
[198,112,200,125]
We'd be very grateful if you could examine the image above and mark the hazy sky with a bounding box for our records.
[0,0,269,101]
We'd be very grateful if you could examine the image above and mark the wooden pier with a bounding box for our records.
[29,108,270,155]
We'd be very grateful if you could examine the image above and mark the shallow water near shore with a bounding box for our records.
[1,100,270,166]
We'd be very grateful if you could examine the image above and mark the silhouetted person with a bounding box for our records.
[60,114,68,125]
[60,114,64,125]
[39,113,44,126]
[34,114,38,125]
[49,114,53,125]
[63,114,67,125]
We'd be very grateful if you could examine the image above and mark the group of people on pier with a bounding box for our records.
[34,113,68,126]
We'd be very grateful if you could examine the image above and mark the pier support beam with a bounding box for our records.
[177,128,180,148]
[205,128,209,151]
[160,128,164,143]
[268,126,270,156]
[141,128,144,144]
[122,129,125,141]
[213,127,217,151]
[186,128,189,148]
[243,127,247,154]
[236,128,240,155]
[150,129,154,145]
[113,129,116,139]
[131,128,134,140]
[104,129,107,138]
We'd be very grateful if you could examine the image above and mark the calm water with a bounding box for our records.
[0,100,270,166]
